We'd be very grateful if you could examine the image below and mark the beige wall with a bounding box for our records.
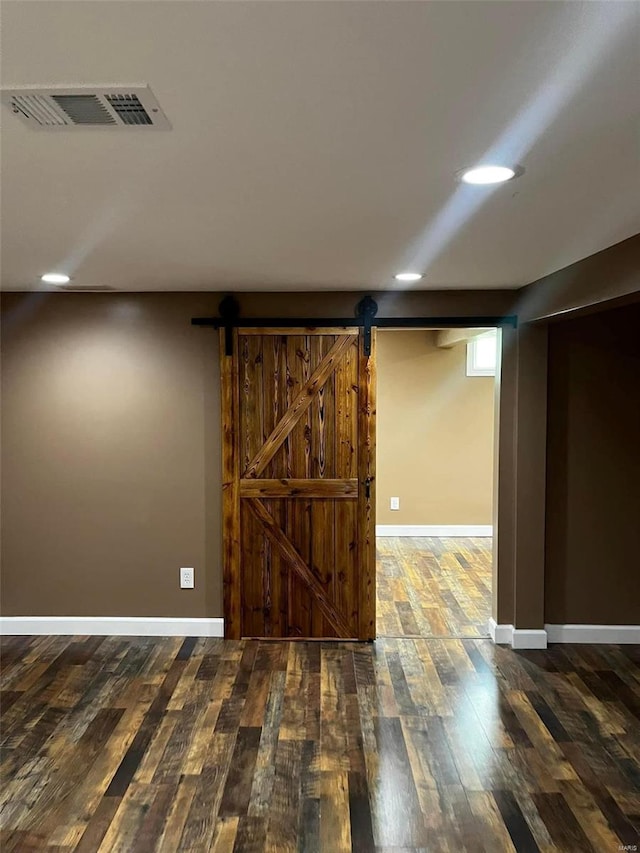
[1,293,222,618]
[376,330,494,525]
[517,234,639,322]
[545,303,640,624]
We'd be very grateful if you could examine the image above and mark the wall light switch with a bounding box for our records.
[180,567,195,589]
[390,497,400,511]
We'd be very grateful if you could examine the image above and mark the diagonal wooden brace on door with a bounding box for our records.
[243,333,356,478]
[245,498,352,637]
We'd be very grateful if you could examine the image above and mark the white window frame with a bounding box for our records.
[466,330,498,377]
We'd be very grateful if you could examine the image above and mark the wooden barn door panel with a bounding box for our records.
[221,327,375,640]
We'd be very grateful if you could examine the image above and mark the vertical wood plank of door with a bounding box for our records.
[220,328,241,639]
[239,333,265,637]
[222,328,376,639]
[311,335,336,637]
[358,328,376,640]
[334,332,359,637]
[287,334,312,638]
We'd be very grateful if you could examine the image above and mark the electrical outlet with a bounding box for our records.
[390,497,400,511]
[180,567,195,589]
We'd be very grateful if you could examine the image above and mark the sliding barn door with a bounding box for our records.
[220,327,376,640]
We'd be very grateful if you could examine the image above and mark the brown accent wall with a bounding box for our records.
[545,303,640,624]
[376,330,494,525]
[1,293,222,617]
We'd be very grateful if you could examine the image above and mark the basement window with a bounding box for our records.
[466,330,497,377]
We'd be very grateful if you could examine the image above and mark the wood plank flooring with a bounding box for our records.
[2,634,639,852]
[377,537,492,638]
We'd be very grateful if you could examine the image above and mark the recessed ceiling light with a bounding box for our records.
[394,272,423,282]
[459,165,521,185]
[41,272,71,284]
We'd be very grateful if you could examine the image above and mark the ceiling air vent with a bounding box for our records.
[105,94,153,126]
[1,86,170,130]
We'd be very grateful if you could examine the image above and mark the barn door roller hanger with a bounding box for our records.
[192,295,517,357]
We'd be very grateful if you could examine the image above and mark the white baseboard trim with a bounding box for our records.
[512,629,548,650]
[376,524,493,537]
[545,624,640,644]
[487,621,640,649]
[488,619,512,644]
[0,616,225,638]
[488,620,548,649]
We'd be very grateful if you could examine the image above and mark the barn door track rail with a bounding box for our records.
[192,295,518,356]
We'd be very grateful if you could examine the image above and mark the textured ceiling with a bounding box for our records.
[1,0,639,292]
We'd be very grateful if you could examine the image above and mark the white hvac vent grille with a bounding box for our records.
[1,86,170,130]
[106,94,153,125]
[51,94,117,125]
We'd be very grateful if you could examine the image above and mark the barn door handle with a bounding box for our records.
[364,477,371,499]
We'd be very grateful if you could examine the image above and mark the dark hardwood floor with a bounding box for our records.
[377,537,492,638]
[1,634,639,851]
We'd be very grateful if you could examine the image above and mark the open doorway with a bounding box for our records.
[376,328,498,638]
